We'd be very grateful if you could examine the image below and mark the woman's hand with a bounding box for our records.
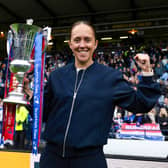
[134,53,151,72]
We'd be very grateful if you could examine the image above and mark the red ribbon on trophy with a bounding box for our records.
[3,73,16,144]
[2,38,16,144]
[3,103,16,144]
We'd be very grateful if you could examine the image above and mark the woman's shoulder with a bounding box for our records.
[50,63,73,75]
[96,62,122,75]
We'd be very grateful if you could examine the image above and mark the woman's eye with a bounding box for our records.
[74,38,80,42]
[85,38,91,42]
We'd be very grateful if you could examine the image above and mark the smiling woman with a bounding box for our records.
[40,20,161,168]
[68,21,98,69]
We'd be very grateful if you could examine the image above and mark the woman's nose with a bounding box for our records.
[79,40,85,47]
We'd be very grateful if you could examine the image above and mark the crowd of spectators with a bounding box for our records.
[0,41,168,149]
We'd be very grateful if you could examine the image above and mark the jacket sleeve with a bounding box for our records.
[113,71,161,114]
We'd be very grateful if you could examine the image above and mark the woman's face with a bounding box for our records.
[69,23,98,67]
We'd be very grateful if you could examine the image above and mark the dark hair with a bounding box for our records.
[69,20,96,40]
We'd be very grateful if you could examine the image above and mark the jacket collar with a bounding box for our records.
[71,61,98,72]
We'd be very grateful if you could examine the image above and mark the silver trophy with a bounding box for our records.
[3,23,41,104]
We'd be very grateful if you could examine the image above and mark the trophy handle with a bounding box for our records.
[7,30,13,57]
[42,27,52,53]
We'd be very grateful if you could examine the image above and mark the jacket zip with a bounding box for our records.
[62,69,85,157]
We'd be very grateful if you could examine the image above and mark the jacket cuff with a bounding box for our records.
[141,70,154,76]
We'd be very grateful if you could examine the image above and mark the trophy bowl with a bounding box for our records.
[3,23,41,104]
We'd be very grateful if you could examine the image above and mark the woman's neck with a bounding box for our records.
[75,60,94,69]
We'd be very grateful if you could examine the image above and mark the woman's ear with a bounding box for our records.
[94,40,98,50]
[68,40,72,49]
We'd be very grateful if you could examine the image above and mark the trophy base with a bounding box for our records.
[3,91,28,105]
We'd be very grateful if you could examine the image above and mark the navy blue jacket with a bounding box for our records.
[43,61,160,155]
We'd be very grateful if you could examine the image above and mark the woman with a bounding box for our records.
[40,21,161,168]
[158,107,168,136]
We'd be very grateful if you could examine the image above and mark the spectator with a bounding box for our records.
[1,63,6,82]
[164,96,168,110]
[160,70,168,86]
[154,63,164,79]
[0,71,4,98]
[162,55,168,67]
[147,108,157,124]
[133,113,145,126]
[113,112,123,132]
[25,113,33,150]
[158,107,168,136]
[14,104,29,149]
[123,111,135,123]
